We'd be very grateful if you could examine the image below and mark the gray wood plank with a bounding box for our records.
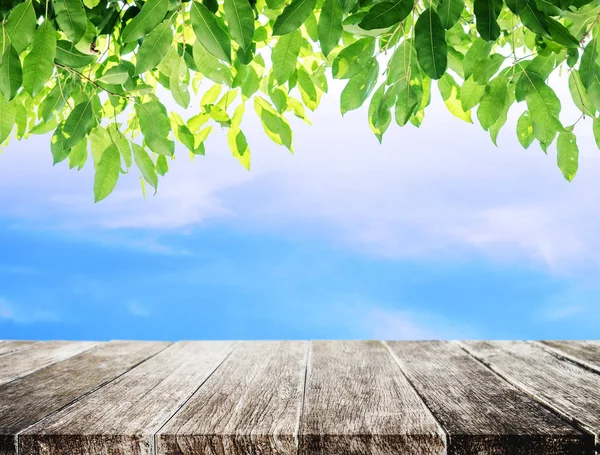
[539,340,600,374]
[0,341,98,386]
[0,341,37,357]
[20,341,235,455]
[0,341,169,455]
[461,340,600,448]
[387,341,592,455]
[157,341,308,455]
[301,340,446,455]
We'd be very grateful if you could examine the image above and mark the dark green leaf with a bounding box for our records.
[224,0,255,50]
[122,0,168,43]
[359,0,413,31]
[340,58,379,114]
[318,0,343,55]
[332,38,375,79]
[273,0,318,35]
[191,1,232,63]
[580,39,597,88]
[415,8,447,80]
[474,0,501,41]
[55,40,96,68]
[0,45,22,101]
[63,98,94,150]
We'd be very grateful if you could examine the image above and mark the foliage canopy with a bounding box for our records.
[0,0,599,200]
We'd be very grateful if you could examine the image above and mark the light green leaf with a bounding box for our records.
[55,40,96,68]
[0,45,22,101]
[415,8,447,80]
[557,131,578,181]
[156,155,169,175]
[273,0,318,36]
[137,101,175,156]
[272,29,302,84]
[318,0,343,56]
[193,41,233,85]
[439,73,472,123]
[438,0,464,29]
[254,96,293,150]
[63,99,94,150]
[191,1,232,63]
[41,83,71,122]
[568,70,594,117]
[170,56,190,108]
[23,21,57,97]
[522,71,562,144]
[332,37,375,79]
[135,21,173,74]
[224,0,255,50]
[132,143,158,189]
[517,111,534,149]
[298,67,319,110]
[460,76,485,111]
[579,39,597,88]
[122,0,168,43]
[227,127,251,169]
[0,95,16,143]
[94,144,121,202]
[68,138,88,170]
[98,64,130,84]
[359,0,413,31]
[5,1,37,53]
[593,117,600,149]
[108,124,132,171]
[340,58,379,114]
[477,75,507,130]
[473,53,504,85]
[395,78,422,126]
[53,0,87,43]
[463,38,493,80]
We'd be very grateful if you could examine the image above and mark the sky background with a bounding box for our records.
[1,76,599,341]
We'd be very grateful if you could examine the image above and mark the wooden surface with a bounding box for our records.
[1,340,599,455]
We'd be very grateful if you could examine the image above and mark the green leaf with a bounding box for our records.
[273,0,318,36]
[55,40,96,68]
[593,117,600,149]
[254,97,293,150]
[193,41,233,85]
[463,38,493,80]
[547,18,579,48]
[170,56,191,108]
[359,0,413,31]
[474,0,501,41]
[473,53,504,84]
[156,155,169,175]
[579,39,597,88]
[224,0,255,50]
[63,99,94,150]
[0,45,22,101]
[298,67,319,110]
[122,0,168,43]
[228,127,251,169]
[41,83,71,122]
[368,83,394,142]
[516,111,534,149]
[98,64,130,84]
[340,58,379,114]
[53,0,88,43]
[5,0,37,53]
[461,76,485,110]
[132,143,158,189]
[522,71,562,144]
[557,131,578,181]
[191,1,232,63]
[568,70,594,117]
[415,8,447,80]
[341,0,359,13]
[50,125,70,164]
[439,73,472,123]
[395,77,422,125]
[22,21,57,97]
[137,101,175,156]
[107,124,132,171]
[68,138,88,170]
[477,75,507,130]
[272,30,302,84]
[94,144,121,202]
[0,95,16,143]
[520,1,550,37]
[438,0,464,29]
[332,38,375,79]
[318,0,343,55]
[135,21,173,74]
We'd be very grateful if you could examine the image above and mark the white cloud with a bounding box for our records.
[1,78,598,273]
[0,298,61,324]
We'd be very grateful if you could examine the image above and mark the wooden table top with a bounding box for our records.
[0,340,599,455]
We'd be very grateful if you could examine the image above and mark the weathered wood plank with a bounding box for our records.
[157,341,308,455]
[461,340,600,448]
[0,341,37,357]
[0,341,169,455]
[300,340,446,455]
[387,341,592,455]
[0,341,98,386]
[20,341,235,455]
[539,340,600,374]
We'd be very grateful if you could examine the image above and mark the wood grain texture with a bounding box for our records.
[461,340,600,447]
[300,340,446,455]
[387,341,592,455]
[0,341,98,386]
[20,341,235,455]
[157,341,308,455]
[0,341,169,455]
[539,340,600,374]
[0,341,37,357]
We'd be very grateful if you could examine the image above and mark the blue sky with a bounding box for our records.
[1,80,599,340]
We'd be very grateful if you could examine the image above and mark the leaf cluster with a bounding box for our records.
[0,0,598,201]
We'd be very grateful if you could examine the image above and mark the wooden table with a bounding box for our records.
[0,340,599,455]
